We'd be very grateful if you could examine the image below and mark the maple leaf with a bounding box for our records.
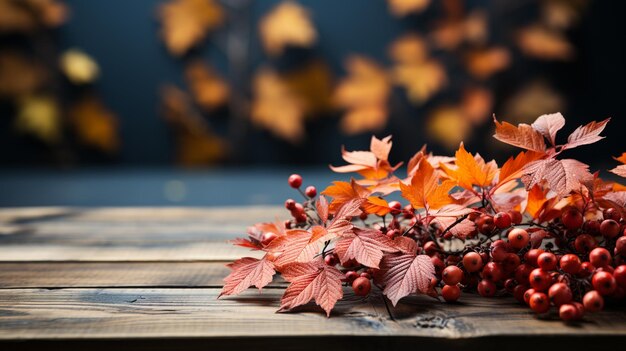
[531,112,565,146]
[495,150,544,190]
[379,253,435,306]
[400,159,455,210]
[219,257,275,297]
[335,56,391,135]
[157,0,224,56]
[441,143,498,190]
[493,115,547,152]
[362,196,392,216]
[329,135,401,180]
[322,179,369,214]
[522,158,593,198]
[279,260,344,317]
[259,1,316,56]
[564,118,610,150]
[334,228,398,268]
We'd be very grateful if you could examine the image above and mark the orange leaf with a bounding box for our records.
[400,160,455,210]
[442,142,497,190]
[219,257,275,297]
[321,180,369,214]
[493,115,547,152]
[565,118,610,150]
[496,150,544,189]
[363,196,392,216]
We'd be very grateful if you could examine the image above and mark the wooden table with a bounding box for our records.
[1,207,625,350]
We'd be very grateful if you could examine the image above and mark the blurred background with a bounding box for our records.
[0,0,624,206]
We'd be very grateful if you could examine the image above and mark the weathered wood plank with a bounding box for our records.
[0,207,283,261]
[0,262,288,288]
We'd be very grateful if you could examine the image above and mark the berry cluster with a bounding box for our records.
[221,113,626,320]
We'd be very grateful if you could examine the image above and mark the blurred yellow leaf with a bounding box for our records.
[69,96,119,153]
[184,60,229,110]
[259,1,316,56]
[251,69,305,143]
[0,0,67,32]
[0,52,47,98]
[161,85,227,166]
[15,95,61,143]
[387,0,430,17]
[517,25,574,61]
[431,10,488,50]
[427,106,470,150]
[27,0,68,27]
[464,47,511,79]
[283,60,333,115]
[392,60,447,104]
[60,49,100,85]
[388,34,428,64]
[157,0,224,56]
[335,56,391,135]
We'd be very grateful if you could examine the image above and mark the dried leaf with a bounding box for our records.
[330,135,400,180]
[522,158,593,197]
[610,165,626,178]
[531,112,565,146]
[220,257,275,297]
[496,150,544,189]
[493,116,547,152]
[279,260,343,316]
[158,0,224,55]
[259,1,316,56]
[334,228,398,268]
[565,118,610,150]
[380,253,435,306]
[266,229,326,268]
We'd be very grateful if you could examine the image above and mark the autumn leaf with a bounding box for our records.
[184,60,229,111]
[69,96,120,153]
[266,229,328,268]
[362,196,392,216]
[493,115,547,152]
[379,253,435,306]
[322,180,369,214]
[259,1,316,56]
[430,10,487,50]
[429,205,476,239]
[564,118,610,150]
[279,260,343,316]
[441,143,498,190]
[610,153,626,178]
[495,150,544,190]
[522,158,593,198]
[14,95,60,143]
[391,59,447,104]
[524,184,560,222]
[335,56,391,135]
[531,112,565,146]
[400,159,455,210]
[60,49,100,85]
[517,25,574,61]
[157,0,224,56]
[316,196,329,224]
[387,0,430,16]
[334,228,398,268]
[329,135,401,180]
[426,106,470,150]
[219,257,276,297]
[464,47,511,79]
[0,51,47,98]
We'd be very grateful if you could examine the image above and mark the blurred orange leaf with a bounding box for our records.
[0,52,47,98]
[259,1,316,56]
[387,0,430,16]
[465,47,511,79]
[69,96,119,153]
[185,60,229,111]
[158,0,224,56]
[517,25,574,61]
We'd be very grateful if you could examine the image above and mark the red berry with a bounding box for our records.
[529,292,550,313]
[603,207,621,221]
[508,210,523,225]
[502,253,521,273]
[504,278,517,292]
[583,220,601,235]
[582,290,604,312]
[525,249,545,267]
[548,282,573,306]
[304,186,317,198]
[600,219,621,238]
[463,252,484,273]
[284,198,296,210]
[324,254,338,266]
[442,284,461,302]
[482,262,503,282]
[523,288,537,305]
[284,220,292,229]
[561,208,583,230]
[572,302,585,319]
[494,212,512,229]
[592,271,617,295]
[514,264,533,285]
[431,256,444,274]
[477,215,495,234]
[261,232,278,246]
[615,265,626,288]
[424,241,438,256]
[513,284,527,303]
[477,279,496,297]
[578,262,595,278]
[388,201,402,215]
[288,174,303,188]
[529,268,552,291]
[359,272,371,280]
[559,304,579,321]
[559,254,581,275]
[508,228,530,250]
[442,266,464,285]
[490,243,508,262]
[574,234,596,253]
[589,247,612,268]
[345,271,359,282]
[352,277,371,296]
[537,252,557,271]
[616,237,626,256]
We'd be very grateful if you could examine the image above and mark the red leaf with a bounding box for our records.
[565,118,610,149]
[493,115,546,152]
[379,253,435,306]
[316,196,329,223]
[430,215,476,239]
[219,257,275,297]
[334,228,398,268]
[392,236,418,254]
[266,229,328,268]
[531,112,565,146]
[610,165,626,178]
[522,158,593,197]
[279,261,344,317]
